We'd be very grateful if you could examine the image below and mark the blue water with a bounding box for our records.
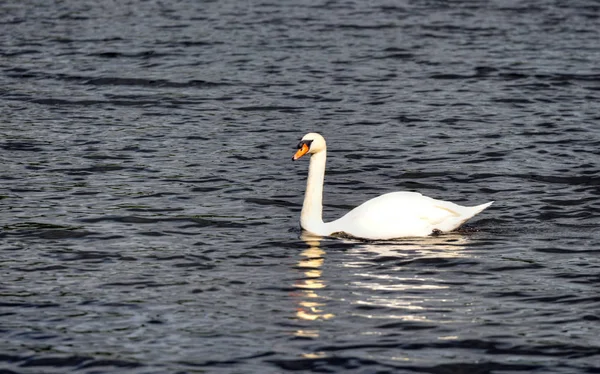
[1,1,599,373]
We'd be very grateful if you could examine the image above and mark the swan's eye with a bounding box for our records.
[297,139,313,149]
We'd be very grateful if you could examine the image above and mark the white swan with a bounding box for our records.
[292,133,493,239]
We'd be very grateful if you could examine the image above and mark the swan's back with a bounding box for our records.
[329,192,492,239]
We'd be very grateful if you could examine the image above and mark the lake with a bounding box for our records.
[1,0,599,373]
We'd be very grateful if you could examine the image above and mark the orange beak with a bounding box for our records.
[292,143,310,161]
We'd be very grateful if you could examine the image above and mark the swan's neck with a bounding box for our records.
[301,150,328,235]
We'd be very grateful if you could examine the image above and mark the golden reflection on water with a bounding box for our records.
[301,351,328,359]
[292,233,334,338]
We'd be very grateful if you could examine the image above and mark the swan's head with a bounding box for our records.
[292,133,326,161]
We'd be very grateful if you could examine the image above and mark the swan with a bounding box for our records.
[292,133,493,239]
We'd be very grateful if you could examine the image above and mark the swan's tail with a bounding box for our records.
[470,201,494,216]
[455,201,493,229]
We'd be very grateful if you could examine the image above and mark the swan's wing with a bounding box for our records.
[348,192,458,221]
[419,200,463,226]
[333,192,471,238]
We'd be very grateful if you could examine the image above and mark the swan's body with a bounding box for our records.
[293,133,493,240]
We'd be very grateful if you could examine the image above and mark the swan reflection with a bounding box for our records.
[345,234,468,259]
[293,233,472,338]
[344,234,469,321]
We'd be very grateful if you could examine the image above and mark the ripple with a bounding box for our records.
[1,0,599,373]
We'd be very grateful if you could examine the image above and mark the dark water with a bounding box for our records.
[1,0,600,373]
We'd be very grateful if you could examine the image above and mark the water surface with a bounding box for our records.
[1,0,599,373]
